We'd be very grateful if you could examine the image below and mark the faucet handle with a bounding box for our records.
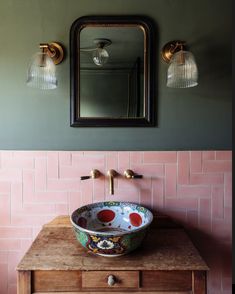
[124,169,143,179]
[80,169,100,180]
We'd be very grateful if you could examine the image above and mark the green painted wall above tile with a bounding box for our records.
[0,0,232,150]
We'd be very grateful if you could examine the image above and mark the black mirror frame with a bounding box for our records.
[70,15,156,127]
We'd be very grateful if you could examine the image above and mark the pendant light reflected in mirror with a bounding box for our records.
[80,38,112,67]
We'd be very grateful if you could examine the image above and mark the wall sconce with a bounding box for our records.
[26,42,64,90]
[161,40,198,88]
[81,38,112,67]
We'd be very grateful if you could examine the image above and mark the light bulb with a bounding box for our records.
[92,48,109,66]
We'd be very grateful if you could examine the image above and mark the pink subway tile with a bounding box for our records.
[105,188,139,204]
[165,164,177,197]
[81,180,93,206]
[203,160,232,173]
[22,170,35,202]
[59,151,71,166]
[212,187,224,218]
[68,192,82,213]
[0,263,8,293]
[152,178,164,209]
[93,178,105,202]
[1,154,34,169]
[47,179,80,191]
[34,191,68,203]
[13,151,46,158]
[140,189,152,208]
[130,164,164,177]
[35,157,47,191]
[47,152,59,179]
[13,203,55,215]
[216,151,232,160]
[0,182,11,194]
[224,173,232,207]
[130,152,143,165]
[59,166,90,179]
[0,227,32,238]
[165,198,198,210]
[8,284,17,294]
[55,204,69,215]
[144,151,177,164]
[11,214,55,226]
[106,152,118,170]
[202,151,215,160]
[0,252,8,263]
[190,151,202,173]
[0,239,21,251]
[164,209,187,225]
[0,169,22,182]
[177,152,190,185]
[8,251,23,284]
[118,152,130,171]
[190,173,224,185]
[0,195,10,225]
[224,207,232,221]
[11,183,23,209]
[199,198,211,219]
[177,186,211,197]
[72,154,105,169]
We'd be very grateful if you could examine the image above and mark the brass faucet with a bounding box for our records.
[124,169,143,179]
[80,169,100,180]
[107,169,117,195]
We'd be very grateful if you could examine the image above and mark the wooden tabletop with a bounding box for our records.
[17,216,209,271]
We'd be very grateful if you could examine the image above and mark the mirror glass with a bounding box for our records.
[80,26,144,118]
[70,16,155,127]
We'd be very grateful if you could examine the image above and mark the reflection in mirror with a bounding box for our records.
[79,26,144,118]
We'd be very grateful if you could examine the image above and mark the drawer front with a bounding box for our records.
[141,270,192,291]
[82,270,139,289]
[33,270,81,292]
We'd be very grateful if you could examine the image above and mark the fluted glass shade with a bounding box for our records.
[92,48,109,66]
[26,52,57,89]
[167,50,198,88]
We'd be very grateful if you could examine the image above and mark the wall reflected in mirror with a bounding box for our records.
[79,26,144,118]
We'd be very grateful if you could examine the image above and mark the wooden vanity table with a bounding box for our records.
[17,216,208,294]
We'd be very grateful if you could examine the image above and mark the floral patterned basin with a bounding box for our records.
[70,201,153,257]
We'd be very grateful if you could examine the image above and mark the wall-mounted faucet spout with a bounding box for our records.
[107,169,117,195]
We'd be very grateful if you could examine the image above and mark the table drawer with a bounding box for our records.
[33,270,81,292]
[141,270,192,291]
[82,270,139,288]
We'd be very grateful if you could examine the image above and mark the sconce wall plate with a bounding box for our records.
[161,40,186,63]
[39,42,64,65]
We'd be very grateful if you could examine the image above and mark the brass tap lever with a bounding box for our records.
[124,169,143,179]
[107,169,117,195]
[80,169,100,180]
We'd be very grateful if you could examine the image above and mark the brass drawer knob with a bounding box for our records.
[107,275,116,286]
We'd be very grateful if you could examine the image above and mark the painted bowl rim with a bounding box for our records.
[70,201,153,236]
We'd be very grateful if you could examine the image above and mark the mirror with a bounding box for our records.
[70,16,155,127]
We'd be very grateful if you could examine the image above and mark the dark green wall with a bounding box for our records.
[0,0,232,150]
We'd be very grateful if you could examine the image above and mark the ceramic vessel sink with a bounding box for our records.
[70,201,153,257]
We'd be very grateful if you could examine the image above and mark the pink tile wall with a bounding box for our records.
[0,151,232,294]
